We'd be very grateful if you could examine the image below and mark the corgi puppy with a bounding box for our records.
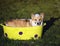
[30,13,44,26]
[5,19,31,27]
[5,13,44,27]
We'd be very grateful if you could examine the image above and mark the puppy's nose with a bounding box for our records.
[37,22,41,25]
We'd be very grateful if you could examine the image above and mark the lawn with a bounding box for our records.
[0,0,60,46]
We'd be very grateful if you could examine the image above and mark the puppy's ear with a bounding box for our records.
[40,13,44,19]
[31,13,34,19]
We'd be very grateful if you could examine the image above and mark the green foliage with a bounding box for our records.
[0,0,60,46]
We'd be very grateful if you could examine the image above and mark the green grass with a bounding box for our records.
[0,0,60,46]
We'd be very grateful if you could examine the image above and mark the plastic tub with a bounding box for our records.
[0,23,46,40]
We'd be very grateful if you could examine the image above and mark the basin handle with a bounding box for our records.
[43,23,46,26]
[0,24,4,26]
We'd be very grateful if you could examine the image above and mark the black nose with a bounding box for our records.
[37,22,41,25]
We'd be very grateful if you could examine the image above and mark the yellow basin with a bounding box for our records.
[0,23,46,40]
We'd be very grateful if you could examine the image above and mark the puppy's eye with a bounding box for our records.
[35,19,37,21]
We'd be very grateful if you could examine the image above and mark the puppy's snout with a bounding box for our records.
[37,22,41,25]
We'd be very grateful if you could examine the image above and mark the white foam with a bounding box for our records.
[35,14,40,17]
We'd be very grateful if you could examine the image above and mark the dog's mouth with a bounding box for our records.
[37,22,41,25]
[35,22,41,25]
[37,23,41,25]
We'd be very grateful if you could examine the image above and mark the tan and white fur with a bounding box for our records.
[5,19,31,27]
[5,13,44,27]
[30,13,44,26]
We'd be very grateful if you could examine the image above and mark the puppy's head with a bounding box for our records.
[31,13,44,26]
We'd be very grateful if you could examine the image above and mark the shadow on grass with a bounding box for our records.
[0,25,5,46]
[0,25,4,38]
[0,37,37,46]
[43,17,60,37]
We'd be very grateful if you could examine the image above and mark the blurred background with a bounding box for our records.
[0,0,60,46]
